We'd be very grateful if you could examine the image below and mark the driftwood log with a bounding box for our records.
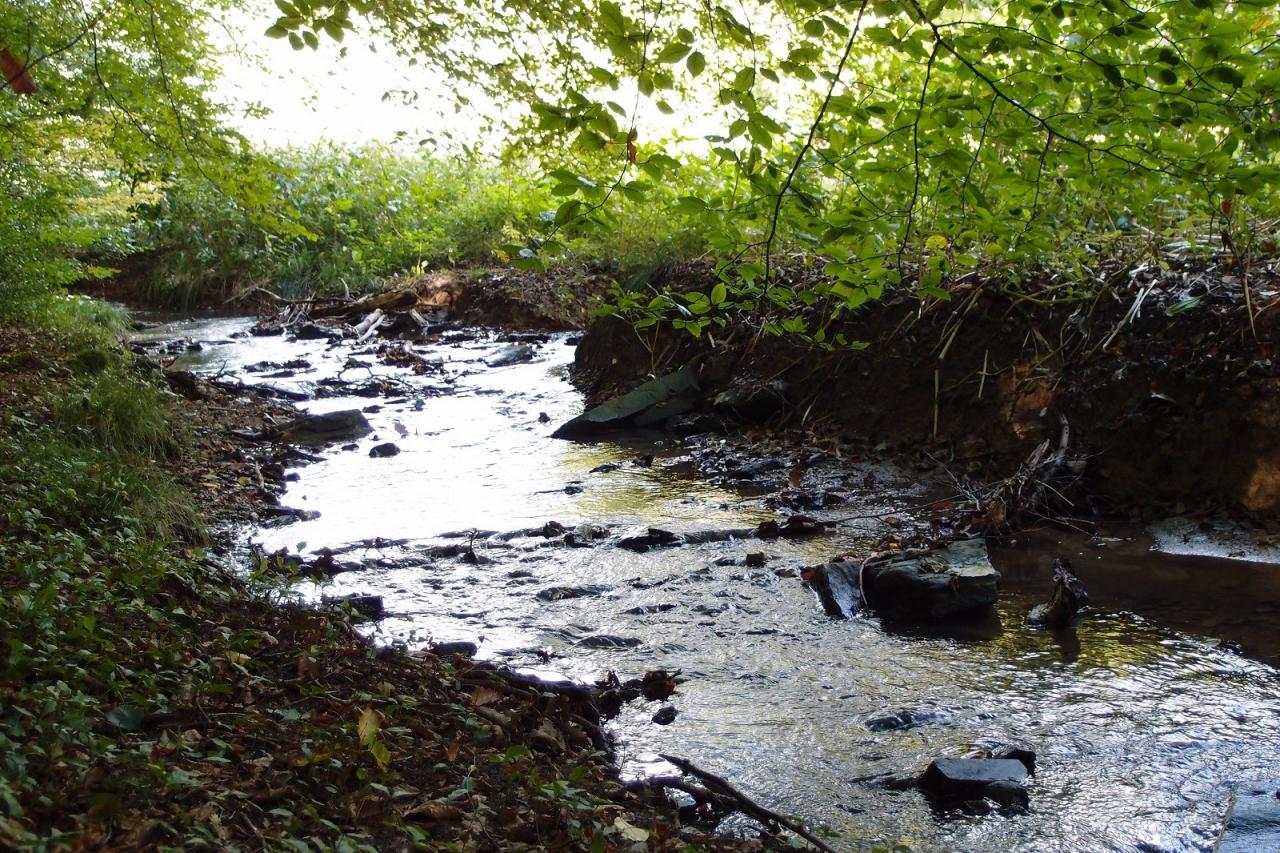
[1027,557,1089,627]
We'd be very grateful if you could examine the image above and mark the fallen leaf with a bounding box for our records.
[469,686,502,707]
[613,816,649,842]
[357,706,381,746]
[400,799,464,822]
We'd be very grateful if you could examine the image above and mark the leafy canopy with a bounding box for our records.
[271,0,1280,339]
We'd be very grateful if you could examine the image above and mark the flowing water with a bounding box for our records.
[141,314,1280,852]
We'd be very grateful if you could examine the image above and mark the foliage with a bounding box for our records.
[277,0,1280,342]
[0,0,292,313]
[134,143,731,304]
[134,145,556,303]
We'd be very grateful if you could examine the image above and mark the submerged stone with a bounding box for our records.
[862,539,999,620]
[1217,781,1280,852]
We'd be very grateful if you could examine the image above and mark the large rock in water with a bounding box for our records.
[918,758,1029,809]
[275,409,372,446]
[807,561,864,618]
[552,366,700,438]
[862,539,999,620]
[1216,781,1280,852]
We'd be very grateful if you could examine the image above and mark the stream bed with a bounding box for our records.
[139,313,1280,852]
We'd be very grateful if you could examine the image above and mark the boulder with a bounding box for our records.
[552,365,700,438]
[918,758,1029,809]
[275,409,372,446]
[808,561,864,618]
[862,539,999,620]
[328,594,385,619]
[1216,781,1280,852]
[369,442,401,458]
[485,344,534,368]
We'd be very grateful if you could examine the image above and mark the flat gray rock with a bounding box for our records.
[862,539,999,620]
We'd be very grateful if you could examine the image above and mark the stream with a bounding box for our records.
[137,313,1280,852]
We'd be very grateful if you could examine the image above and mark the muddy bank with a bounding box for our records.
[571,264,1280,517]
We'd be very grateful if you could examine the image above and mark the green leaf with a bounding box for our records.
[1099,64,1125,87]
[554,199,583,226]
[264,25,289,38]
[599,2,627,36]
[106,705,145,731]
[710,282,727,305]
[686,50,706,76]
[656,41,692,63]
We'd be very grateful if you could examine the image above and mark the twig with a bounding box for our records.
[658,754,836,852]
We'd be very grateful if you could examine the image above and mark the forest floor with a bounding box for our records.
[0,319,783,851]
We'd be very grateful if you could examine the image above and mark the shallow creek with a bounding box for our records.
[142,314,1280,852]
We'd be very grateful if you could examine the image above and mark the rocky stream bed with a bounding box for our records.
[130,308,1280,852]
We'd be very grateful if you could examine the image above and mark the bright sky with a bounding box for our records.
[212,1,483,150]
[209,1,791,155]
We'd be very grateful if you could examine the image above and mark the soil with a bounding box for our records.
[570,258,1280,519]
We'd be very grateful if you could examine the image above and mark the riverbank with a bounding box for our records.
[570,258,1280,520]
[0,307,782,850]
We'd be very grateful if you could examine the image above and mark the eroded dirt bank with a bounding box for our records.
[572,263,1280,518]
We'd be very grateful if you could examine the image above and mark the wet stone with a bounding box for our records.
[616,528,681,553]
[652,705,678,725]
[808,561,864,619]
[328,594,385,619]
[1217,781,1280,853]
[576,634,642,649]
[623,603,677,615]
[918,758,1029,803]
[275,409,372,446]
[536,585,609,602]
[864,709,948,732]
[862,539,999,620]
[369,442,401,458]
[429,640,479,658]
[485,344,534,367]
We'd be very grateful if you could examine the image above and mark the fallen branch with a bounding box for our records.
[658,753,836,852]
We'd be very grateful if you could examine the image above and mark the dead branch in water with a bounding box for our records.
[657,753,837,852]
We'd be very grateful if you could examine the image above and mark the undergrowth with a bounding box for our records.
[125,144,725,307]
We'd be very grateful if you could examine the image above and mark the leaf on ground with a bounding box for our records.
[469,686,502,707]
[399,799,465,821]
[105,705,145,731]
[357,706,381,746]
[613,816,649,841]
